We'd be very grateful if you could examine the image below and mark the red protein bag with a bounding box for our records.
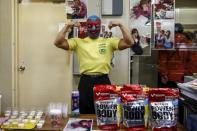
[94,85,121,130]
[120,84,146,131]
[149,88,179,131]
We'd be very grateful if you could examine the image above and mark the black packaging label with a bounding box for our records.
[150,100,178,128]
[122,100,145,128]
[95,98,121,126]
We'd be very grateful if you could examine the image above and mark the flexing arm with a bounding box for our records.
[108,21,134,50]
[54,22,75,50]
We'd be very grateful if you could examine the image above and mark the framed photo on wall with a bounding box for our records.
[153,0,175,49]
[129,0,152,56]
[154,20,175,49]
[66,0,88,19]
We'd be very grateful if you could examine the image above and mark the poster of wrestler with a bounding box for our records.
[68,20,88,39]
[130,27,151,56]
[153,0,175,20]
[66,0,87,19]
[153,0,175,49]
[100,19,118,38]
[154,20,175,49]
[77,21,88,38]
[129,0,151,56]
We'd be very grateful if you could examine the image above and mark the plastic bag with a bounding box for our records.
[94,85,121,130]
[149,88,179,131]
[120,84,146,131]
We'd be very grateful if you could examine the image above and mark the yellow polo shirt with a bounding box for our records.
[68,37,120,74]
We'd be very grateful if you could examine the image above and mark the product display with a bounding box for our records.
[0,86,181,131]
[94,85,121,130]
[71,91,80,116]
[1,109,44,130]
[149,88,179,131]
[93,84,180,130]
[120,84,146,130]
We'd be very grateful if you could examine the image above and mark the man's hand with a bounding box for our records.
[54,21,80,50]
[65,21,80,32]
[108,21,121,30]
[65,21,74,32]
[108,21,134,50]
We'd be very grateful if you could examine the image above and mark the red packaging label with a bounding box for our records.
[120,84,146,131]
[149,88,179,131]
[94,85,121,130]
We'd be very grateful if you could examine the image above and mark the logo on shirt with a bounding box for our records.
[98,43,106,54]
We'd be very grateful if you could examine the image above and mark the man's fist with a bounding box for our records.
[108,21,121,29]
[65,21,80,32]
[66,21,80,28]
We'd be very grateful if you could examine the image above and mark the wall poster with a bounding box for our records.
[68,20,88,39]
[100,19,119,38]
[153,0,175,49]
[129,0,152,56]
[66,0,88,19]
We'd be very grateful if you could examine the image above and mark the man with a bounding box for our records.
[71,0,87,19]
[158,72,178,88]
[54,15,134,114]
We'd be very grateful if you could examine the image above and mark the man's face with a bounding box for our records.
[161,75,168,84]
[87,16,101,39]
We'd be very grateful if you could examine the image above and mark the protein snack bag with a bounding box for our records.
[94,85,121,130]
[149,88,179,131]
[120,84,146,131]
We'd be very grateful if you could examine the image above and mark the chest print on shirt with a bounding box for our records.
[98,43,107,54]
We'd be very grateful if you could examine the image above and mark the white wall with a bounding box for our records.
[0,0,13,113]
[176,8,197,24]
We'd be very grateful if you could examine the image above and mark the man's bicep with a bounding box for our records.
[110,38,120,51]
[118,39,131,50]
[55,38,69,50]
[67,38,77,51]
[58,40,70,50]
